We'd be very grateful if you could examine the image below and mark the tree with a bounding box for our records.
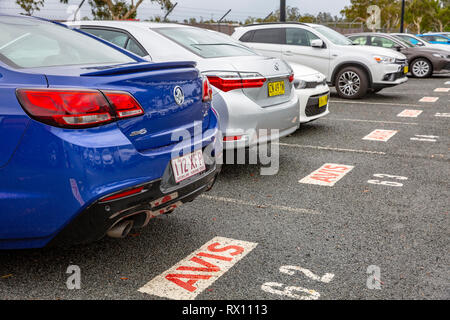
[16,0,44,15]
[431,0,450,32]
[405,0,435,33]
[59,0,173,20]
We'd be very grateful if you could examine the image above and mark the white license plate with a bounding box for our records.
[171,149,206,183]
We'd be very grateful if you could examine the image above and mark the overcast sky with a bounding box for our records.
[0,0,351,21]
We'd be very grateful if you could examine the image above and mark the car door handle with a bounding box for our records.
[284,51,294,56]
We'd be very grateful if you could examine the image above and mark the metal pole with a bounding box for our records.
[73,0,85,21]
[164,2,178,21]
[218,9,231,33]
[400,0,406,33]
[280,0,286,22]
[264,12,273,21]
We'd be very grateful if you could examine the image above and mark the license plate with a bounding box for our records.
[404,66,408,74]
[318,95,328,107]
[171,149,205,183]
[268,81,285,97]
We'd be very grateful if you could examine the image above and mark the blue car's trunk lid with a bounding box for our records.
[39,61,209,151]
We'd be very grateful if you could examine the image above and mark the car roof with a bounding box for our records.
[238,22,318,28]
[69,20,196,30]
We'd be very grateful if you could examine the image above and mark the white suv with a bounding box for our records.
[232,23,409,99]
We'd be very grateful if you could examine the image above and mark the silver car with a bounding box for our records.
[67,21,300,150]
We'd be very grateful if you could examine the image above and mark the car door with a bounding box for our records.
[281,27,330,76]
[241,28,284,58]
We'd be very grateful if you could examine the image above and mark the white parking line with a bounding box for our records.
[329,100,422,107]
[397,109,423,118]
[138,237,258,300]
[434,88,450,93]
[321,118,418,125]
[435,113,450,117]
[299,163,354,187]
[277,142,386,155]
[200,194,319,215]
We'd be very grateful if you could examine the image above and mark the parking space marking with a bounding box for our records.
[410,135,439,142]
[322,118,418,125]
[435,113,450,117]
[397,109,423,118]
[277,142,386,155]
[363,129,398,142]
[419,97,439,103]
[200,194,319,215]
[138,236,257,300]
[367,173,408,187]
[299,163,354,187]
[330,100,422,108]
[434,88,450,93]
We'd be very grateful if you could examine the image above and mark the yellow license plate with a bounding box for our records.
[318,95,328,107]
[268,81,285,97]
[404,66,408,74]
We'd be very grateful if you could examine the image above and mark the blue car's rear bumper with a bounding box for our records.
[0,112,220,250]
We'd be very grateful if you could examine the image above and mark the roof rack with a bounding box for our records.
[240,22,309,28]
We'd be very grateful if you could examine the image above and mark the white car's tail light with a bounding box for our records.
[202,76,213,102]
[204,71,266,92]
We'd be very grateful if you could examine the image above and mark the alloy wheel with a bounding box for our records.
[338,71,361,96]
[412,60,430,77]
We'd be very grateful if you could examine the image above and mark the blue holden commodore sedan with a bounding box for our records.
[0,15,221,249]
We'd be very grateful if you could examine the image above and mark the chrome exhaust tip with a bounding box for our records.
[106,220,134,239]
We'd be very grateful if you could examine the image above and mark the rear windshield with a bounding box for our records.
[156,27,257,58]
[0,16,135,68]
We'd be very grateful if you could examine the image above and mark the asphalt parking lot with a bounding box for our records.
[0,75,448,300]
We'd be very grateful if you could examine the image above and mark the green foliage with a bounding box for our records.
[341,0,449,32]
[16,0,44,15]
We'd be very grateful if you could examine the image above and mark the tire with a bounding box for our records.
[335,66,369,99]
[370,88,383,94]
[410,58,432,78]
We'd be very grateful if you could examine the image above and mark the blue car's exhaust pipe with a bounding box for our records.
[106,220,134,239]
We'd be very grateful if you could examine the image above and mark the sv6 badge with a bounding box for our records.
[130,128,147,137]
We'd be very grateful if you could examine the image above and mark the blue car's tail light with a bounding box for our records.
[102,91,144,119]
[16,88,144,129]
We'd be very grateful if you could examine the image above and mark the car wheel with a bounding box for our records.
[410,58,432,78]
[370,88,383,94]
[335,66,368,99]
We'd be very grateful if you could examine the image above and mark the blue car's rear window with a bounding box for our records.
[0,16,135,69]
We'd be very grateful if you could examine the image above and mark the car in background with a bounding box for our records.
[290,63,330,123]
[231,23,408,99]
[66,21,300,151]
[417,33,450,45]
[391,33,450,53]
[0,15,221,249]
[348,33,450,78]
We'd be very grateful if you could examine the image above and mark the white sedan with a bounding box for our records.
[66,21,300,151]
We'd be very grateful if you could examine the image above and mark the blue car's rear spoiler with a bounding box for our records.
[80,61,198,76]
